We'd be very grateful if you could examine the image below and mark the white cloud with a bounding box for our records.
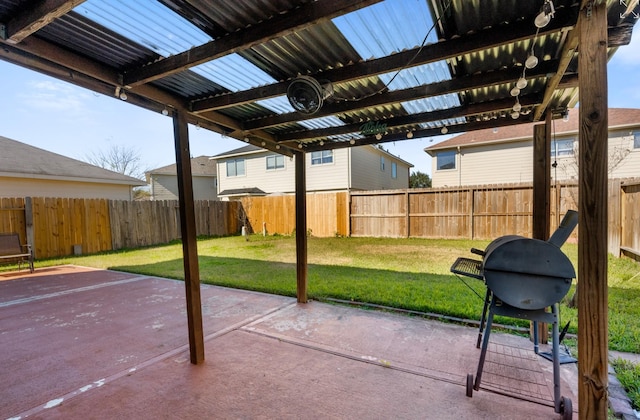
[20,80,93,115]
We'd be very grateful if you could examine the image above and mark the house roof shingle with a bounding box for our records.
[0,136,145,186]
[147,156,216,177]
[424,108,640,155]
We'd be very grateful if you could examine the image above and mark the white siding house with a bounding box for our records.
[146,156,217,201]
[0,136,145,200]
[425,108,640,187]
[214,144,412,199]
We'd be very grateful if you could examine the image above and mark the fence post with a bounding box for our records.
[405,191,410,238]
[25,197,35,259]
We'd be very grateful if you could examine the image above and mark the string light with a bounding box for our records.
[534,0,555,28]
[507,2,554,122]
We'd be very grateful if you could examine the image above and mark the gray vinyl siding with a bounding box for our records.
[151,174,217,200]
[218,152,296,194]
[432,141,533,187]
[350,147,410,190]
[430,128,640,187]
[217,146,410,195]
[306,149,350,191]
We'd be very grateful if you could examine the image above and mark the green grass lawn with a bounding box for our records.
[25,234,640,353]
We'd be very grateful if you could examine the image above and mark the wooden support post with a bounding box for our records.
[532,120,551,241]
[531,120,551,344]
[295,150,308,303]
[173,110,205,364]
[578,2,609,417]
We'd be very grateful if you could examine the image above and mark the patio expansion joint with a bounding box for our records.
[0,275,150,308]
[239,325,466,388]
[7,299,296,420]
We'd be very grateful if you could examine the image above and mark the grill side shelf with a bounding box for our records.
[451,257,484,280]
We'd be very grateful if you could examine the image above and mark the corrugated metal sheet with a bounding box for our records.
[2,0,626,150]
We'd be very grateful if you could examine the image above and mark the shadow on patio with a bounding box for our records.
[1,266,577,419]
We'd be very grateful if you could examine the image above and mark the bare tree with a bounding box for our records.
[85,144,146,180]
[85,144,150,200]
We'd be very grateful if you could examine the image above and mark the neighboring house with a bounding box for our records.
[0,136,145,199]
[425,108,640,188]
[213,144,412,199]
[145,156,217,201]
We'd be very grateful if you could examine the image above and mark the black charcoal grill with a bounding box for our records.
[451,210,578,419]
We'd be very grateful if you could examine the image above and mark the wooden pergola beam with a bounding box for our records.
[577,0,609,417]
[122,0,382,87]
[191,11,576,113]
[243,65,560,132]
[277,93,543,142]
[299,114,542,152]
[0,0,85,44]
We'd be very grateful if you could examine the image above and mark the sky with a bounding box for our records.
[0,22,639,179]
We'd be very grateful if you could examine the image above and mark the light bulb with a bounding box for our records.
[563,112,569,122]
[510,87,520,97]
[375,133,382,140]
[513,102,522,112]
[319,140,325,146]
[261,141,266,146]
[244,137,249,142]
[161,107,169,116]
[298,143,303,149]
[534,11,551,28]
[406,131,413,139]
[275,144,281,149]
[441,126,448,134]
[511,111,520,119]
[119,91,127,100]
[516,77,527,89]
[525,55,539,69]
[350,139,356,145]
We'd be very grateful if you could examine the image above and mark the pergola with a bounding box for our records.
[1,0,637,417]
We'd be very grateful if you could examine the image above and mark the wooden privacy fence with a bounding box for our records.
[1,180,638,260]
[240,192,349,237]
[0,198,241,259]
[239,180,637,257]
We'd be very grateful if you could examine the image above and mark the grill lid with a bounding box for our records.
[483,236,575,279]
[483,236,575,310]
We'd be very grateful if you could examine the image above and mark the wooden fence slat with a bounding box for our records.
[1,182,637,259]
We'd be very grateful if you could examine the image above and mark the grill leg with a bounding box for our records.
[476,289,491,348]
[551,303,562,414]
[533,321,539,354]
[474,297,495,391]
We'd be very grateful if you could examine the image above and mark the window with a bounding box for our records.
[266,155,284,170]
[226,158,245,177]
[380,156,386,171]
[391,162,397,179]
[634,131,640,149]
[437,151,456,170]
[551,139,575,157]
[311,150,333,165]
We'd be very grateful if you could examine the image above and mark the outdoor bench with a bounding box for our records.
[0,233,34,273]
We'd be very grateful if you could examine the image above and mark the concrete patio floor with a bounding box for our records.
[0,265,578,419]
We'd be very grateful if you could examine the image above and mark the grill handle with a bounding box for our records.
[470,247,486,257]
[548,210,578,248]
